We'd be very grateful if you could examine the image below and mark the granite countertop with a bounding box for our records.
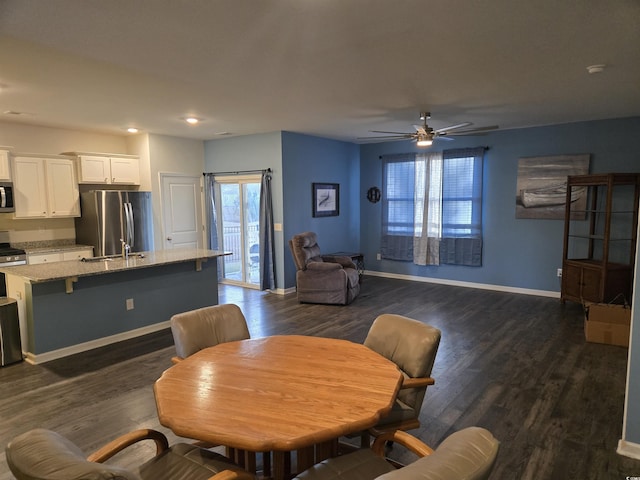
[0,249,230,283]
[24,244,94,255]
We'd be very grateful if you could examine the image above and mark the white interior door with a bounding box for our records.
[161,174,203,249]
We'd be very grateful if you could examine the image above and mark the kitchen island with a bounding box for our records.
[0,249,229,364]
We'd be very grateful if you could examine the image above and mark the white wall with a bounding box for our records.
[148,134,205,250]
[0,121,128,154]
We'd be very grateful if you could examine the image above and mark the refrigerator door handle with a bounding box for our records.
[126,202,135,249]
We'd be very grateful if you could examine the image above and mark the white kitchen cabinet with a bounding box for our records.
[12,155,80,218]
[0,149,11,180]
[28,248,93,265]
[62,249,93,261]
[28,252,63,265]
[74,153,140,185]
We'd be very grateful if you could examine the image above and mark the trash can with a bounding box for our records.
[0,297,22,366]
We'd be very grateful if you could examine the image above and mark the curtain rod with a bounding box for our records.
[204,168,271,176]
[378,146,490,159]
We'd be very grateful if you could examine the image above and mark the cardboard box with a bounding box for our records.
[584,302,631,347]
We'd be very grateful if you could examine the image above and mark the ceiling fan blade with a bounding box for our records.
[358,135,415,140]
[435,122,473,133]
[357,136,417,143]
[445,125,499,136]
[369,130,416,135]
[435,135,455,141]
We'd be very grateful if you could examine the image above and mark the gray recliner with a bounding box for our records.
[289,232,360,305]
[170,303,251,363]
[5,427,255,480]
[294,427,499,480]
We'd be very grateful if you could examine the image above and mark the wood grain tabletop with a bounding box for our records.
[154,335,403,452]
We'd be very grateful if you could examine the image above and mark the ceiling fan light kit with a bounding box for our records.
[416,133,433,147]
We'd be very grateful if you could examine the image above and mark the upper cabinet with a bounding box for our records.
[12,155,80,218]
[64,152,140,185]
[0,148,12,180]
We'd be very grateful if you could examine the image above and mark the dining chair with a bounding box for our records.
[294,427,499,480]
[170,303,251,364]
[5,427,256,480]
[363,313,441,444]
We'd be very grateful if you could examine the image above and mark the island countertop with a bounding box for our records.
[0,248,230,283]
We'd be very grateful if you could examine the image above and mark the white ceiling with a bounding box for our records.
[1,0,639,143]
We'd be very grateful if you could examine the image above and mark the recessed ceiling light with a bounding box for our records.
[587,64,606,74]
[183,117,201,125]
[125,127,140,133]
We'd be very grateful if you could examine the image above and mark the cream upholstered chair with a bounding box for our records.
[364,314,441,439]
[294,427,499,480]
[289,231,360,305]
[170,303,250,364]
[5,428,255,480]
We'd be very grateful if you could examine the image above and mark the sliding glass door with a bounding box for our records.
[216,175,261,287]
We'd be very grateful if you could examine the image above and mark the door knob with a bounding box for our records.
[167,237,172,241]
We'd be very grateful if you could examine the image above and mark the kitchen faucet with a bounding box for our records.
[120,239,130,259]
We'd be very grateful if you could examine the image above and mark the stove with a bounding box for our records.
[0,243,26,266]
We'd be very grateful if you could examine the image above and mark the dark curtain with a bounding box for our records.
[259,170,276,290]
[204,174,223,279]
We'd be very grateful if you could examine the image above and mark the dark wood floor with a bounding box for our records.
[1,276,639,479]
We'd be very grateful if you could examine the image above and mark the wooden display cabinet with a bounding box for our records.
[561,173,640,305]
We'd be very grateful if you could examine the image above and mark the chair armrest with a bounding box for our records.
[371,430,435,458]
[87,429,169,463]
[322,255,357,269]
[401,376,435,389]
[307,261,342,271]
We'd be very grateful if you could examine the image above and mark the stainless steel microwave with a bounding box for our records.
[0,182,15,213]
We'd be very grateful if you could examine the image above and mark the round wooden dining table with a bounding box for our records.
[154,335,403,479]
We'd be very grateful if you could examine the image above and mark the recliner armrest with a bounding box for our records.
[322,255,357,269]
[307,261,343,271]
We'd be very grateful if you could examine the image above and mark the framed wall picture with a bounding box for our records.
[515,154,590,219]
[312,183,339,217]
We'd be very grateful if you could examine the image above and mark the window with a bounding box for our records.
[381,147,485,266]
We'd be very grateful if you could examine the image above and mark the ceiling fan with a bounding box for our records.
[360,112,498,147]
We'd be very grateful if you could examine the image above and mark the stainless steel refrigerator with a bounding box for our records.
[75,190,154,256]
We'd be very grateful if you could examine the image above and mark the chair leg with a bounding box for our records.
[360,431,371,448]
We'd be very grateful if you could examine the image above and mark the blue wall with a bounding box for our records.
[282,131,360,287]
[360,117,640,293]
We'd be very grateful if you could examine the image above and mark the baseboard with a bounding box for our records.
[363,270,560,298]
[24,321,171,365]
[269,286,296,296]
[617,439,640,459]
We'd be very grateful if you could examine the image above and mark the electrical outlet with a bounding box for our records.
[557,268,562,278]
[376,253,381,260]
[126,298,135,310]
